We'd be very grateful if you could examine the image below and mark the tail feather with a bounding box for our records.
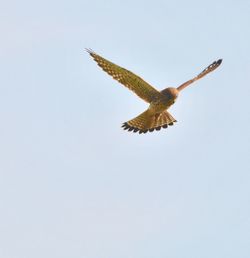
[122,110,177,134]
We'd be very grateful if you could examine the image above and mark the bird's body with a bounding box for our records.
[86,49,222,134]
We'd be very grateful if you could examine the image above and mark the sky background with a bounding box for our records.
[0,0,250,257]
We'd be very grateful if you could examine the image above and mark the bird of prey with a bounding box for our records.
[86,49,222,134]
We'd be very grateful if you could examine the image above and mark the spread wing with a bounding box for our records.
[86,49,162,103]
[177,59,222,91]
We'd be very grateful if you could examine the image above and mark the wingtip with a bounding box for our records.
[85,48,94,55]
[217,59,223,65]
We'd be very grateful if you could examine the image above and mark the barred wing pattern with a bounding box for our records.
[177,59,222,91]
[86,49,222,134]
[86,49,162,103]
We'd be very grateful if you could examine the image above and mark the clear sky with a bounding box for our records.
[0,0,250,257]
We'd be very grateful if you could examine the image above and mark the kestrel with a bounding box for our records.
[86,49,222,134]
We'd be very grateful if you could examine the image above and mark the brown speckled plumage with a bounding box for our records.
[86,49,222,134]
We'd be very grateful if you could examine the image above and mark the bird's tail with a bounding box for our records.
[122,110,177,134]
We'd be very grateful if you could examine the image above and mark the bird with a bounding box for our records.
[86,49,222,134]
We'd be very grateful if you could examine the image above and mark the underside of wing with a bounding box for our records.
[86,49,162,103]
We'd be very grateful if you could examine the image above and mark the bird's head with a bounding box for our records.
[161,87,179,100]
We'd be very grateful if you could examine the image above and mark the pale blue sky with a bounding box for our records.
[0,0,250,258]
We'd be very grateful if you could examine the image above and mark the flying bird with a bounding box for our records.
[86,49,222,134]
